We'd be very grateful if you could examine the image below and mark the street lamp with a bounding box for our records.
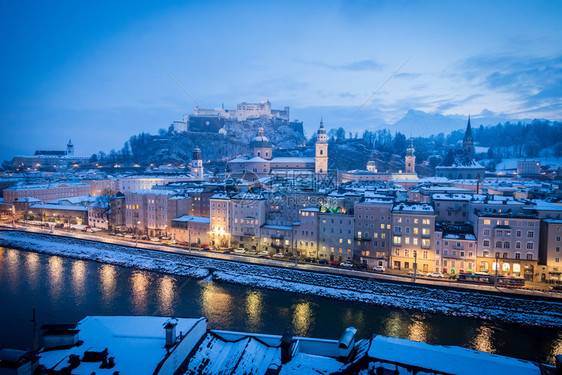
[413,250,418,283]
[136,221,141,247]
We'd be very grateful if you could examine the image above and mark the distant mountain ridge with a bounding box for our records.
[388,109,539,136]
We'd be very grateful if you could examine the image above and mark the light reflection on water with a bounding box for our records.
[407,318,429,343]
[130,271,149,314]
[0,248,559,365]
[470,324,496,353]
[99,264,117,307]
[201,283,234,327]
[158,276,175,316]
[292,301,313,337]
[71,261,86,304]
[245,291,263,331]
[47,257,64,300]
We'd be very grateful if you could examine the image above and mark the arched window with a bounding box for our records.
[504,242,510,249]
[495,241,502,248]
[320,150,323,155]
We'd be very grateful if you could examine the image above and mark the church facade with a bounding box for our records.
[435,117,486,180]
[227,121,328,181]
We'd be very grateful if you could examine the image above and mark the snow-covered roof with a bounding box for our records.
[392,202,434,214]
[367,335,542,375]
[530,200,562,211]
[47,196,97,205]
[270,157,315,164]
[30,203,88,211]
[130,189,179,195]
[437,149,484,168]
[172,215,211,224]
[38,316,204,375]
[432,193,473,201]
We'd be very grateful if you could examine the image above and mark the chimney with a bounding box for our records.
[280,334,293,364]
[164,318,178,348]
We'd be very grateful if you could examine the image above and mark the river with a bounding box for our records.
[0,247,560,364]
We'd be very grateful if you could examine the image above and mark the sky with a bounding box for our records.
[1,0,561,161]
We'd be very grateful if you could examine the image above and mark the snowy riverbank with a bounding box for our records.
[1,230,561,327]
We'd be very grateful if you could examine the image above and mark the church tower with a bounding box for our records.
[66,140,74,156]
[405,137,415,174]
[463,116,475,158]
[191,146,204,180]
[315,119,328,175]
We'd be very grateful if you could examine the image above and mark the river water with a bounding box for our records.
[0,247,560,364]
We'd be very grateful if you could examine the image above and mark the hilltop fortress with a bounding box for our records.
[173,101,290,133]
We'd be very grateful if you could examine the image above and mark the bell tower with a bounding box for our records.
[191,146,203,180]
[405,137,415,174]
[315,119,328,175]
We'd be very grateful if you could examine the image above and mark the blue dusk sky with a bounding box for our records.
[1,0,561,161]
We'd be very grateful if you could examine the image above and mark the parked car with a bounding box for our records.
[190,243,200,248]
[272,253,284,258]
[234,248,246,254]
[115,232,123,237]
[150,237,160,242]
[407,270,425,276]
[124,234,134,238]
[200,244,209,248]
[373,265,385,272]
[141,235,149,240]
[246,250,256,255]
[289,255,299,261]
[161,236,171,240]
[108,232,116,236]
[169,239,177,244]
[178,241,188,246]
[550,285,562,293]
[318,259,329,264]
[257,251,269,257]
[329,260,340,266]
[356,263,368,270]
[427,272,444,278]
[341,261,355,268]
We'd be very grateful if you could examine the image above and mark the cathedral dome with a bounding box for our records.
[250,128,272,148]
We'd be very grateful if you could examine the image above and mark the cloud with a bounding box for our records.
[295,58,384,72]
[457,54,562,111]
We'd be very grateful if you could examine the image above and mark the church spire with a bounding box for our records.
[463,115,475,157]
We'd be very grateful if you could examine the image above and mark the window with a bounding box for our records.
[527,231,534,238]
[422,219,430,225]
[504,242,510,249]
[483,240,490,247]
[495,241,502,248]
[515,252,521,259]
[484,219,491,225]
[503,252,508,259]
[515,242,521,249]
[484,229,490,235]
[526,242,534,250]
[556,247,561,253]
[516,230,522,237]
[526,253,533,260]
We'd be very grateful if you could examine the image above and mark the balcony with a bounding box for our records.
[393,231,402,236]
[421,233,431,238]
[354,236,371,241]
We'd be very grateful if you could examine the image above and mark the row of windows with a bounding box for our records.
[482,250,534,260]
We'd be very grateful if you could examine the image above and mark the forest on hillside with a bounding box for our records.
[89,119,561,174]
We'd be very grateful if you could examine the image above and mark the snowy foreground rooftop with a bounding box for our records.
[26,316,554,375]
